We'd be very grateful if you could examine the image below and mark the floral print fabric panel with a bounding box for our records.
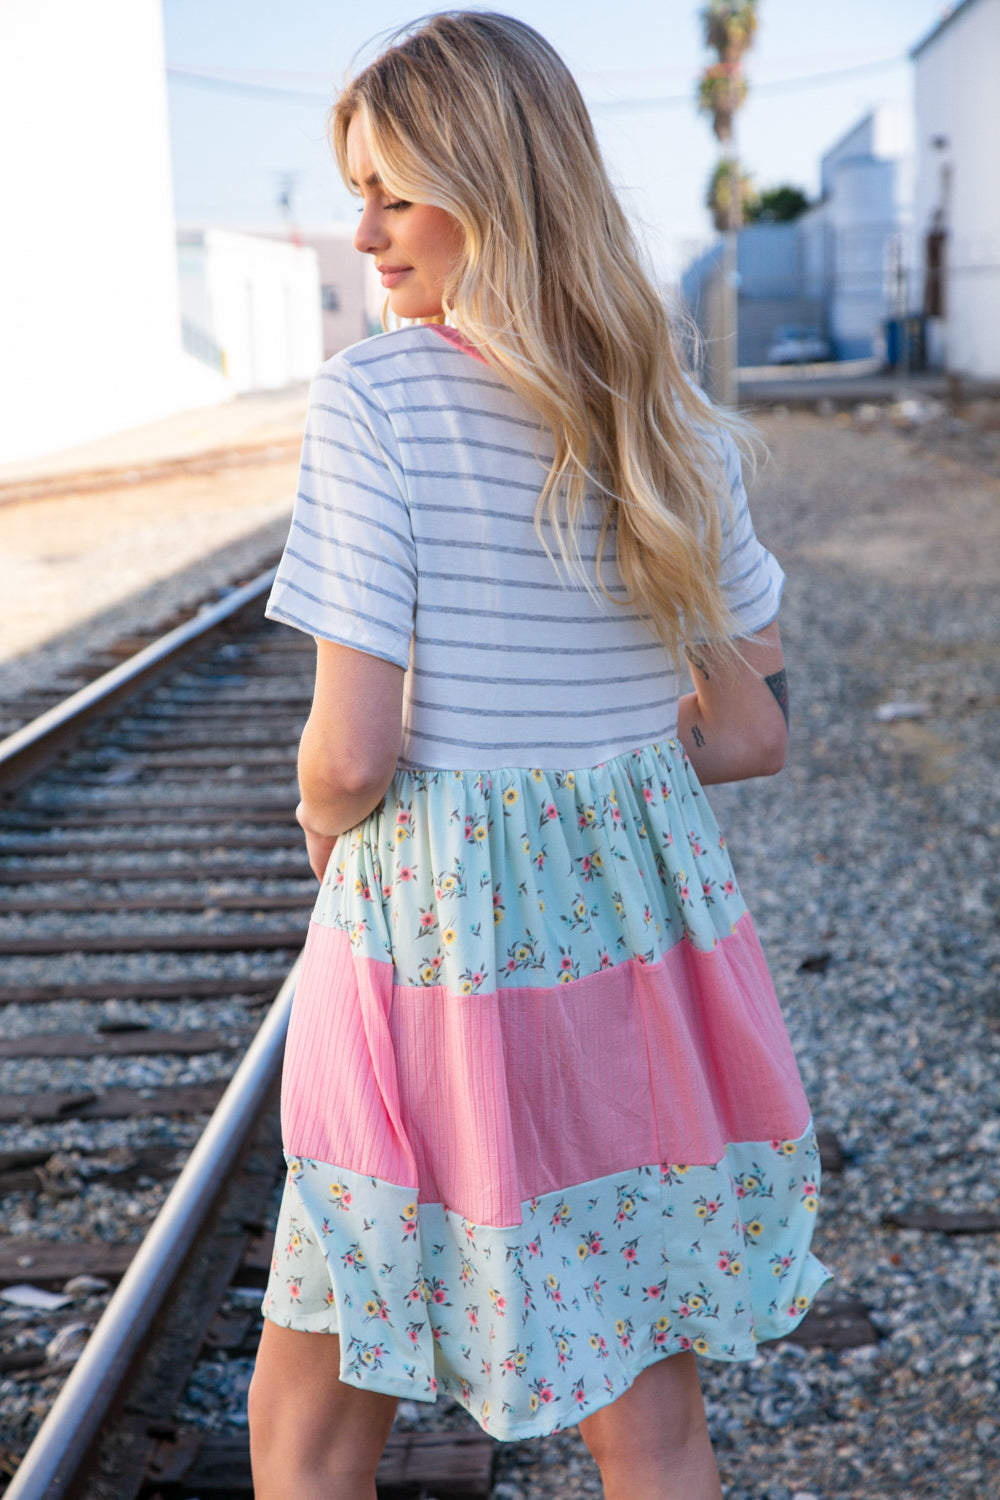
[263,1126,831,1441]
[313,741,749,993]
[263,735,833,1438]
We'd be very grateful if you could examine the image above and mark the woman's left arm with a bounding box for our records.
[676,621,789,786]
[296,639,405,879]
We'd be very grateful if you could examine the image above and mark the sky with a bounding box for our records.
[162,0,952,281]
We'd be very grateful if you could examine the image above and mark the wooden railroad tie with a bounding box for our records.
[142,1426,496,1498]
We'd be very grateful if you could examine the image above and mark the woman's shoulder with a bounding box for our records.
[312,327,416,386]
[310,328,502,428]
[305,330,443,429]
[319,325,486,383]
[674,375,757,490]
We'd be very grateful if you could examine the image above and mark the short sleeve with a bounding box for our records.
[265,356,416,669]
[711,430,785,638]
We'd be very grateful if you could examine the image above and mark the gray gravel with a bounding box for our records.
[175,408,999,1498]
[3,406,998,1496]
[486,408,1000,1498]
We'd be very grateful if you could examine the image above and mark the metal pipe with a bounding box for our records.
[0,566,277,790]
[4,960,298,1500]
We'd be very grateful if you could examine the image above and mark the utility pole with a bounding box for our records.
[276,171,303,247]
[276,171,299,221]
[721,135,741,408]
[698,2,758,406]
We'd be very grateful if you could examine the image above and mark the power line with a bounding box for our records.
[166,52,908,110]
[167,66,329,102]
[591,55,907,111]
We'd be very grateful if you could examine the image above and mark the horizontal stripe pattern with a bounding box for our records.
[266,326,785,767]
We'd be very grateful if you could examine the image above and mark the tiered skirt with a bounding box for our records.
[262,740,831,1440]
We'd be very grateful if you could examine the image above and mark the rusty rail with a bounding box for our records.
[0,566,277,792]
[2,963,297,1500]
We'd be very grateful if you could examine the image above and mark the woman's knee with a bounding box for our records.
[248,1321,397,1483]
[246,1358,279,1452]
[578,1353,708,1465]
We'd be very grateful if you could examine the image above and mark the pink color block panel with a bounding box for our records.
[635,931,809,1162]
[430,324,490,364]
[282,916,809,1227]
[394,971,662,1222]
[280,924,417,1189]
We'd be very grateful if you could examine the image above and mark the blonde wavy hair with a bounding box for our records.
[331,11,751,661]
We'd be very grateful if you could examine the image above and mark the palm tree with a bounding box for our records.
[697,2,759,145]
[706,159,757,232]
[696,2,760,405]
[698,63,747,144]
[702,1,758,63]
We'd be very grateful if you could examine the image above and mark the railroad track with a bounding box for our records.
[0,558,876,1500]
[0,576,495,1499]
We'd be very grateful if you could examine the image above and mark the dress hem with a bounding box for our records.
[261,1261,834,1442]
[260,1132,833,1443]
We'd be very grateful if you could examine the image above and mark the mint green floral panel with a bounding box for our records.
[312,740,749,991]
[263,1124,830,1442]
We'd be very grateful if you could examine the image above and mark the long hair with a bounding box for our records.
[331,11,752,661]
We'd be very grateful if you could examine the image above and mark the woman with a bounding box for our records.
[249,13,830,1499]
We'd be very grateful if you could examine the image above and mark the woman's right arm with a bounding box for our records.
[295,638,405,879]
[675,620,789,786]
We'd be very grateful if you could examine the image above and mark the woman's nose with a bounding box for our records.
[354,203,388,256]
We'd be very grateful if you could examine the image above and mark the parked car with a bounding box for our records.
[766,326,831,364]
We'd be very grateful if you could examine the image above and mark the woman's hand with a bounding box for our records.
[676,621,789,785]
[296,804,339,882]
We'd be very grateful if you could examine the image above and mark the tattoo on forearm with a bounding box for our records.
[686,649,710,681]
[691,723,706,748]
[764,669,790,727]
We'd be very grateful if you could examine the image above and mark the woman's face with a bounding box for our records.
[347,113,464,320]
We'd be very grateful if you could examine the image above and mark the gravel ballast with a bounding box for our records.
[486,408,1000,1498]
[2,405,998,1497]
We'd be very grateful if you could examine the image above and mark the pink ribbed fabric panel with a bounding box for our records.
[635,926,808,1163]
[282,915,809,1227]
[394,971,662,1221]
[280,920,417,1189]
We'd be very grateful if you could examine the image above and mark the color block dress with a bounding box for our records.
[261,325,831,1441]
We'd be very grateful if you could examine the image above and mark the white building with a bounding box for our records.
[803,104,914,361]
[679,103,913,372]
[912,0,1000,379]
[251,227,378,358]
[177,229,323,393]
[0,0,228,466]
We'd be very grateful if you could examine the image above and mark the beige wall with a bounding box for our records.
[310,232,376,356]
[251,226,377,359]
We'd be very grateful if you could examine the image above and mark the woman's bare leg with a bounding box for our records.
[248,1322,398,1500]
[577,1352,722,1500]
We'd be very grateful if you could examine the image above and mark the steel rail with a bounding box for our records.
[3,959,299,1500]
[0,566,277,792]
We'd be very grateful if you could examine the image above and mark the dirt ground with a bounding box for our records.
[758,405,1000,588]
[0,391,309,705]
[2,390,997,668]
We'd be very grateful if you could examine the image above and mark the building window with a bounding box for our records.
[321,285,340,312]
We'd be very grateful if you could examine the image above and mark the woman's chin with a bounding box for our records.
[389,293,444,322]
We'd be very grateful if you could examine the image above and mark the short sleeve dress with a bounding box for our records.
[261,325,831,1441]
